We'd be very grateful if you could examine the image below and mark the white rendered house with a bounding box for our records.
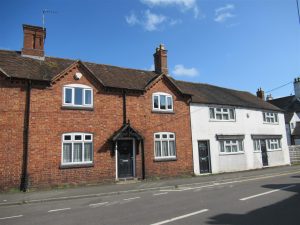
[176,81,290,175]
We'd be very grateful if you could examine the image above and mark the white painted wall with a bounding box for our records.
[190,104,290,175]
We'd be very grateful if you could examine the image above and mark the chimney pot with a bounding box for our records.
[266,94,273,101]
[256,87,265,100]
[294,77,300,98]
[21,24,46,60]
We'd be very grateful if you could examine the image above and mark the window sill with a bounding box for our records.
[61,106,94,111]
[154,157,177,162]
[263,122,279,125]
[152,110,175,114]
[219,152,244,156]
[254,149,282,153]
[60,163,94,169]
[209,119,236,122]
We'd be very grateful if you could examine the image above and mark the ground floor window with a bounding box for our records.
[154,132,176,159]
[62,133,93,165]
[219,139,244,153]
[253,138,281,151]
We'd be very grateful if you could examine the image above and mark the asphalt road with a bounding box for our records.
[1,171,300,225]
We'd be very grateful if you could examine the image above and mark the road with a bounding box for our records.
[0,171,300,225]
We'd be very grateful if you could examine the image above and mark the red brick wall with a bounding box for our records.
[0,65,193,189]
[0,76,26,190]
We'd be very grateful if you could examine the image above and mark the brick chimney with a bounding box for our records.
[153,44,168,75]
[294,77,300,98]
[256,88,265,100]
[21,24,46,60]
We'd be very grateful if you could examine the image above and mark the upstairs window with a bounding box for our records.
[263,112,278,124]
[154,132,176,159]
[153,92,173,112]
[62,133,93,165]
[63,84,93,108]
[209,107,235,121]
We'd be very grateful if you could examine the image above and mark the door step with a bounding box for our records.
[116,178,140,184]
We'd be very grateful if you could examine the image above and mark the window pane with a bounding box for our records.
[223,114,229,120]
[263,113,266,122]
[167,97,172,109]
[160,95,166,109]
[209,108,215,119]
[84,143,93,162]
[275,113,278,122]
[239,141,243,151]
[75,135,82,141]
[155,141,161,157]
[73,143,82,162]
[216,114,222,120]
[229,109,235,119]
[220,141,224,152]
[169,141,176,156]
[74,88,83,105]
[64,135,71,141]
[155,134,160,139]
[169,134,174,138]
[65,88,72,104]
[85,135,92,140]
[162,141,168,156]
[153,96,159,109]
[162,134,168,139]
[225,146,231,152]
[216,108,221,112]
[63,143,72,163]
[223,109,228,112]
[85,89,92,105]
[232,145,238,152]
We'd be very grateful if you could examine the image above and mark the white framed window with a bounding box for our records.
[209,107,235,121]
[220,139,244,154]
[63,84,93,108]
[154,132,176,159]
[62,133,93,165]
[263,112,278,124]
[152,92,173,112]
[253,139,281,151]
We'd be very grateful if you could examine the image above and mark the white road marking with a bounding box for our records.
[89,202,108,207]
[48,208,71,213]
[153,192,168,196]
[123,197,140,201]
[105,201,120,206]
[0,215,23,220]
[150,209,209,225]
[240,184,296,201]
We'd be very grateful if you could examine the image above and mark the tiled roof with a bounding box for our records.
[268,95,300,112]
[0,50,281,111]
[175,80,281,111]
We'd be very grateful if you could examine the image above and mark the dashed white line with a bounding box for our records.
[240,184,296,201]
[89,202,109,207]
[153,192,168,196]
[150,209,209,225]
[123,196,140,201]
[48,208,71,213]
[0,215,23,220]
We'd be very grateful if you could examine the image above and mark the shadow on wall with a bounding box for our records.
[207,179,300,225]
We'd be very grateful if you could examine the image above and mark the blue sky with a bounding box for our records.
[1,0,300,98]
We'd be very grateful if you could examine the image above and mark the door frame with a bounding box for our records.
[197,140,212,174]
[115,138,136,180]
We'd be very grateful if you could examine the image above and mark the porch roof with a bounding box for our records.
[111,122,143,142]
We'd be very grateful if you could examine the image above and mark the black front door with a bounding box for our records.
[118,140,134,178]
[198,140,211,173]
[260,140,269,166]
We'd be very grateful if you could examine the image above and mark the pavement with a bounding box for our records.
[1,164,300,207]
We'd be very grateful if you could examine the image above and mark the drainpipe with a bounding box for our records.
[141,140,145,180]
[122,90,126,125]
[20,80,31,192]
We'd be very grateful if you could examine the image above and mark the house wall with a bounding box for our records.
[190,103,290,175]
[0,65,193,189]
[0,76,26,190]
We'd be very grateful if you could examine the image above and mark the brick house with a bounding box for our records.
[0,25,193,191]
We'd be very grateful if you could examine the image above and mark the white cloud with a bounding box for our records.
[144,10,167,31]
[125,10,182,31]
[172,64,199,77]
[141,0,200,18]
[214,4,235,23]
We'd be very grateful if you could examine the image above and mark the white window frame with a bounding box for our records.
[61,132,93,165]
[219,139,244,154]
[63,84,93,108]
[253,139,282,152]
[209,107,235,121]
[152,92,173,112]
[154,132,176,159]
[263,112,279,124]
